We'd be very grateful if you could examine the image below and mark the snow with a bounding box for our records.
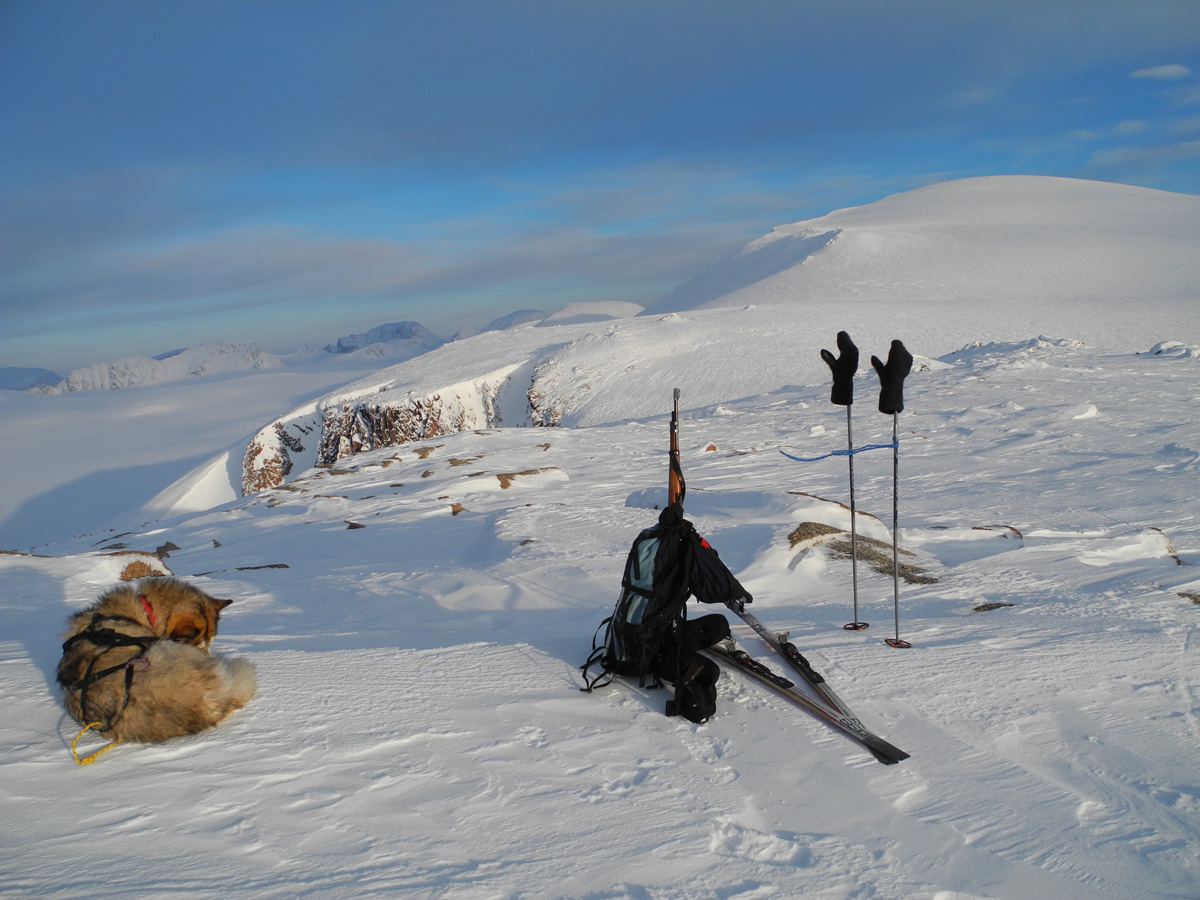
[45,341,285,393]
[645,176,1200,350]
[321,321,445,356]
[0,366,62,391]
[2,177,1199,899]
[539,300,645,325]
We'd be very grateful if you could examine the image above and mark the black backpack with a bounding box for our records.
[580,504,751,723]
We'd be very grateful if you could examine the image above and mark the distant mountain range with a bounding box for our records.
[8,176,1198,400]
[5,306,614,393]
[33,341,285,393]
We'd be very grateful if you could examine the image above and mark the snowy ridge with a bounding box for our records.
[44,341,284,392]
[645,176,1200,322]
[538,299,644,325]
[230,306,939,499]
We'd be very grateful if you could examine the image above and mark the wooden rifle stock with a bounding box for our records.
[668,388,683,507]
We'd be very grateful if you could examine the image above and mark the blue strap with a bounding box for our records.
[780,441,897,463]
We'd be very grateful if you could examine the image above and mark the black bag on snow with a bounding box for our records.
[580,504,751,723]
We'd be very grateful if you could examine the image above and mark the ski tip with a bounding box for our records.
[867,742,911,765]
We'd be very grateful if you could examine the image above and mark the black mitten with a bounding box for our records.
[820,331,859,406]
[683,614,731,652]
[666,655,720,724]
[871,340,913,414]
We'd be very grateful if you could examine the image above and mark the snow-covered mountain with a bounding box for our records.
[224,177,1200,504]
[645,176,1200,327]
[539,300,644,325]
[0,365,61,391]
[16,304,642,393]
[43,341,284,393]
[2,176,1199,900]
[450,308,549,340]
[321,320,445,357]
[482,308,549,331]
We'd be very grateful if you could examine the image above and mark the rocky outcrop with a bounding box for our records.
[242,421,310,496]
[241,365,525,494]
[315,394,472,465]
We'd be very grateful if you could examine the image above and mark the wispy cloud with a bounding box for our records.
[2,2,1198,370]
[1086,140,1200,176]
[1112,120,1148,136]
[1129,64,1190,81]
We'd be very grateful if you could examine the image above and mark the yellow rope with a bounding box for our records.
[71,722,118,765]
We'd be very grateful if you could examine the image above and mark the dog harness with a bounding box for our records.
[62,613,159,764]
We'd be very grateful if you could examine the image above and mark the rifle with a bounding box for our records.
[668,388,685,508]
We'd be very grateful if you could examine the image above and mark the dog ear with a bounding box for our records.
[212,597,233,611]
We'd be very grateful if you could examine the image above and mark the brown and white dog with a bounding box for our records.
[58,577,256,745]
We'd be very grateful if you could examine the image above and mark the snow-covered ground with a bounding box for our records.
[2,177,1198,899]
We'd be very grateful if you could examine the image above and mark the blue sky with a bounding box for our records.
[1,1,1196,373]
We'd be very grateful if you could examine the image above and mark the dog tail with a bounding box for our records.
[227,657,258,706]
[210,657,256,724]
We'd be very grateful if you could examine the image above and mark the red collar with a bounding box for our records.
[138,593,156,627]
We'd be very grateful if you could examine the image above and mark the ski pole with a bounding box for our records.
[884,412,911,647]
[871,340,913,649]
[843,404,866,630]
[821,332,866,630]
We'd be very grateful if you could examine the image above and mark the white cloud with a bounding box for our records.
[1129,64,1190,81]
[1113,120,1147,136]
[1086,139,1200,170]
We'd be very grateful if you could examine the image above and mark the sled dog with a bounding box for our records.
[57,577,256,744]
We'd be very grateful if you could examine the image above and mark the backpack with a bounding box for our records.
[580,504,751,723]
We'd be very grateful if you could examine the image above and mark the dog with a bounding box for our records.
[57,577,256,745]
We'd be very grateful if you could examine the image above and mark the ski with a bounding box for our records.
[705,639,909,766]
[721,598,857,717]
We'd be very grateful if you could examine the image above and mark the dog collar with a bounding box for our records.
[138,593,156,627]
